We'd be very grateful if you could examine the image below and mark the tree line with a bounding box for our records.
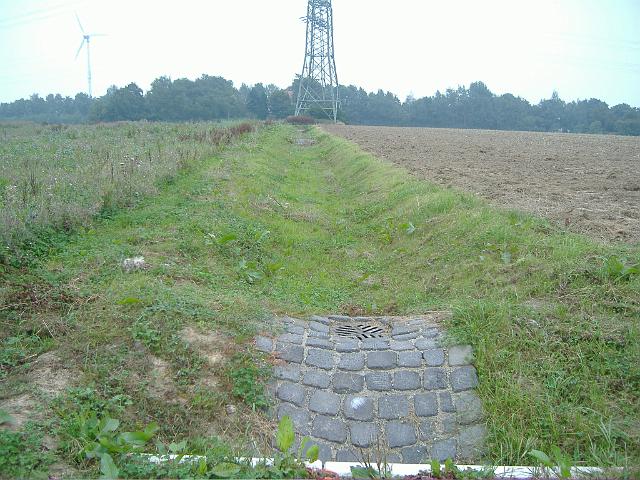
[1,75,639,136]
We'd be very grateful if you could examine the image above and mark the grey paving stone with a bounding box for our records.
[312,415,347,443]
[386,453,402,463]
[402,445,429,464]
[378,394,409,419]
[398,351,423,367]
[441,415,457,435]
[392,332,420,341]
[365,371,392,391]
[306,337,334,350]
[415,337,438,350]
[361,339,391,350]
[418,419,435,441]
[423,327,440,338]
[309,315,331,325]
[455,391,484,425]
[349,422,379,447]
[333,372,364,394]
[431,438,457,462]
[367,351,397,369]
[277,333,304,345]
[305,348,334,370]
[277,403,310,435]
[423,348,445,366]
[458,424,487,461]
[328,315,352,321]
[276,342,304,364]
[274,364,301,382]
[336,450,359,462]
[423,367,447,390]
[286,324,305,335]
[343,395,375,421]
[439,392,456,413]
[391,324,418,336]
[414,393,438,417]
[393,371,421,390]
[390,341,414,351]
[335,339,360,352]
[450,366,479,392]
[301,439,332,462]
[448,345,474,366]
[255,336,274,353]
[309,321,330,333]
[302,369,331,389]
[338,352,365,371]
[386,421,416,448]
[276,382,305,407]
[308,330,330,339]
[309,390,341,416]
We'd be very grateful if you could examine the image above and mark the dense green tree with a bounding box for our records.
[269,89,294,119]
[247,84,268,120]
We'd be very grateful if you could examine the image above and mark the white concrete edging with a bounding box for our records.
[143,454,610,478]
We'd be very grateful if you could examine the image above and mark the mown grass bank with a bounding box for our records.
[1,123,638,477]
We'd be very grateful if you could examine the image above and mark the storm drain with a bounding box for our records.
[255,314,486,464]
[334,323,387,340]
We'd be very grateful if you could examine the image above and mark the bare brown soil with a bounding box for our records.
[322,125,640,243]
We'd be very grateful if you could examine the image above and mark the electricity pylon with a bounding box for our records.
[74,14,105,98]
[295,0,339,122]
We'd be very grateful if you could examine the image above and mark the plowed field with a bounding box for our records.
[323,125,640,243]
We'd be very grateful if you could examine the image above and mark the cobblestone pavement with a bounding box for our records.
[255,314,486,464]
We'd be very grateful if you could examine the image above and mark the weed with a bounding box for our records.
[0,426,53,479]
[226,352,271,410]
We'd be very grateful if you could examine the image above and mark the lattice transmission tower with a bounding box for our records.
[295,0,339,122]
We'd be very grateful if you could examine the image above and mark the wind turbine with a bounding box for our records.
[74,14,105,98]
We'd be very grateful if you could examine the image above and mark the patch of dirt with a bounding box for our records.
[146,355,185,404]
[0,351,75,430]
[323,125,640,243]
[180,326,225,368]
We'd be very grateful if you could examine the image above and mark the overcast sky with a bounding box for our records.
[1,0,639,106]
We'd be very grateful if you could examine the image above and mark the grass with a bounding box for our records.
[0,122,638,477]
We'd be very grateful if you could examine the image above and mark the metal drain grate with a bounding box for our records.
[334,323,386,340]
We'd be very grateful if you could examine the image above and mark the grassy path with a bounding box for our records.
[1,124,638,475]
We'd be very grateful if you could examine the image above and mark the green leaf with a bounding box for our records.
[197,457,208,476]
[210,462,241,478]
[350,466,377,479]
[529,449,553,467]
[99,453,119,479]
[117,297,141,305]
[501,251,512,264]
[430,459,441,477]
[305,444,319,463]
[100,417,120,435]
[276,416,295,452]
[143,422,160,438]
[168,440,187,454]
[119,431,151,446]
[217,233,237,246]
[401,221,416,235]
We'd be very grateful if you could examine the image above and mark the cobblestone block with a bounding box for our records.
[308,330,330,339]
[305,348,334,370]
[309,315,331,325]
[455,391,483,424]
[423,348,445,366]
[333,372,364,393]
[448,345,474,366]
[458,424,487,461]
[365,371,392,391]
[276,343,304,363]
[309,390,341,416]
[343,395,375,421]
[274,364,301,382]
[423,367,447,390]
[441,414,457,435]
[309,321,330,333]
[390,341,414,351]
[306,337,333,350]
[277,404,310,435]
[335,339,360,352]
[439,392,455,413]
[418,419,435,441]
[255,336,274,353]
[415,337,438,350]
[378,394,409,419]
[336,450,358,462]
[386,421,416,448]
[414,393,438,417]
[277,333,304,345]
[349,422,379,447]
[302,369,331,388]
[286,324,305,335]
[312,415,347,443]
[450,366,479,392]
[391,324,418,336]
[431,438,457,462]
[402,445,429,464]
[367,351,397,369]
[361,339,391,350]
[302,439,332,462]
[338,352,365,371]
[393,371,421,390]
[392,332,420,341]
[276,382,305,407]
[398,351,423,367]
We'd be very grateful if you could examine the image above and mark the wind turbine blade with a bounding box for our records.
[75,39,85,59]
[75,13,85,34]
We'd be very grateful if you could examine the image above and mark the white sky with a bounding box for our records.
[1,0,639,106]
